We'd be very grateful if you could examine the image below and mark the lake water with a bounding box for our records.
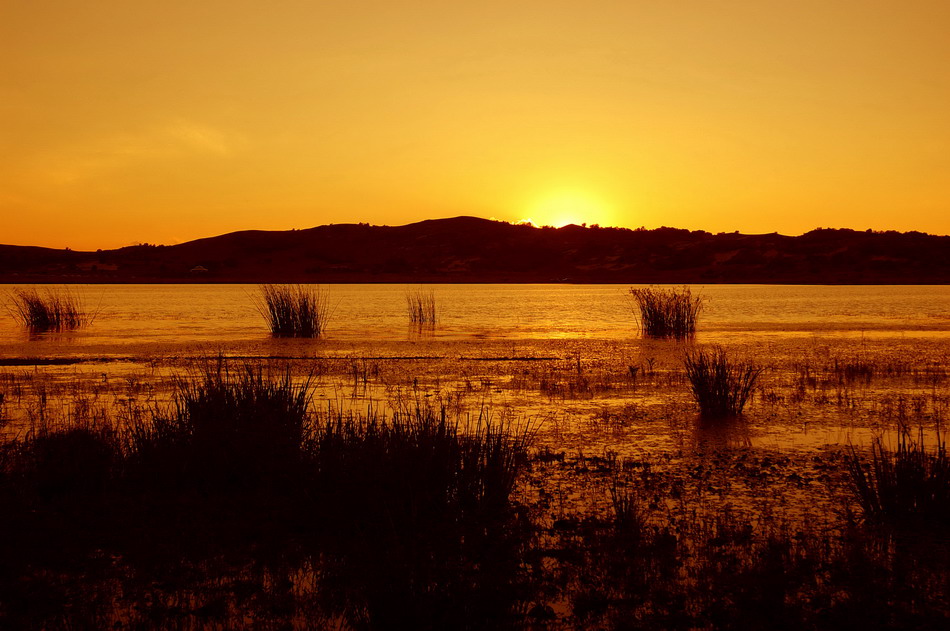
[2,284,950,358]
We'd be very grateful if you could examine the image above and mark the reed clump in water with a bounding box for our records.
[6,287,93,332]
[846,431,950,528]
[406,287,437,325]
[255,284,330,337]
[684,346,763,418]
[629,286,703,339]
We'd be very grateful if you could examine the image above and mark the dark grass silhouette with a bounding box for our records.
[126,361,313,493]
[5,287,93,332]
[684,346,763,417]
[561,484,949,631]
[255,284,330,337]
[0,366,534,629]
[308,404,532,629]
[629,286,703,339]
[406,287,437,325]
[846,430,950,528]
[310,404,529,535]
[3,389,949,628]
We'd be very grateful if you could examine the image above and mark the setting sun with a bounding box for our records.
[526,190,613,228]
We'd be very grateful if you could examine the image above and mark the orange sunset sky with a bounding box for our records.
[2,1,949,250]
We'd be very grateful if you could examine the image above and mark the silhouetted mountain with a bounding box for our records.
[1,217,948,283]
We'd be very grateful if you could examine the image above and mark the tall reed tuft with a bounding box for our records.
[609,477,646,537]
[6,287,93,332]
[846,431,950,527]
[684,346,762,418]
[309,404,530,532]
[126,360,314,492]
[629,286,703,339]
[255,284,330,337]
[406,287,437,325]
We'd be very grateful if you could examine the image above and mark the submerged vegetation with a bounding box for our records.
[406,287,437,325]
[684,346,763,417]
[629,285,703,339]
[5,286,93,332]
[255,283,330,337]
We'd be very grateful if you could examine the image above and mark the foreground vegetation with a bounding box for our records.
[1,352,948,629]
[846,430,950,528]
[0,363,531,629]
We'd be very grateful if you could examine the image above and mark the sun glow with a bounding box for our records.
[526,190,612,228]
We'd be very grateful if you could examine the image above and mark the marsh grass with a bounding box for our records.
[846,430,950,527]
[0,373,534,630]
[561,497,947,631]
[254,284,330,337]
[127,361,313,490]
[5,287,94,332]
[306,404,532,628]
[684,346,763,417]
[310,404,530,533]
[406,287,437,325]
[629,285,703,339]
[608,477,645,537]
[3,356,950,629]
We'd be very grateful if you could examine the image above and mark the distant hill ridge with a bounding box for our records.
[1,216,948,283]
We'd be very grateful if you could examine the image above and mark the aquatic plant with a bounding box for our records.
[128,361,313,489]
[3,356,950,629]
[684,346,762,417]
[608,476,646,537]
[310,404,530,532]
[0,376,533,629]
[5,396,120,504]
[406,287,437,325]
[553,495,947,631]
[5,287,93,332]
[846,430,950,527]
[255,284,330,337]
[629,285,703,339]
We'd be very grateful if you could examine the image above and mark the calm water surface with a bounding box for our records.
[2,284,950,356]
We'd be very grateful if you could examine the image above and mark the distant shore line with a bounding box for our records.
[2,277,948,285]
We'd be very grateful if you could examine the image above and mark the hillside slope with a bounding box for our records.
[1,217,948,283]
